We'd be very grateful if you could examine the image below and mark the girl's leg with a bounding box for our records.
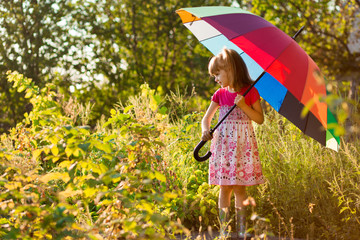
[218,185,233,236]
[233,185,250,237]
[219,185,233,208]
[233,185,247,208]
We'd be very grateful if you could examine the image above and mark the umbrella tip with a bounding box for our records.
[292,25,305,39]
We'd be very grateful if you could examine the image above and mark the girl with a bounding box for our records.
[201,48,265,237]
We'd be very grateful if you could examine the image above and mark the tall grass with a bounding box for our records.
[250,108,360,239]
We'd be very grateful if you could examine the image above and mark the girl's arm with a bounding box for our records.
[201,101,219,141]
[235,95,264,124]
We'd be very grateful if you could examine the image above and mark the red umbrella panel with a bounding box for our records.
[177,6,340,151]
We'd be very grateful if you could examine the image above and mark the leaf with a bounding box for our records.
[154,141,165,147]
[186,124,193,132]
[73,149,81,157]
[43,147,50,155]
[64,125,72,131]
[47,136,58,145]
[25,90,33,98]
[123,221,137,231]
[84,188,98,198]
[59,160,73,169]
[89,162,108,175]
[102,154,113,161]
[110,109,117,116]
[51,145,59,156]
[200,206,207,216]
[164,192,177,199]
[65,147,74,157]
[32,149,43,159]
[149,96,158,111]
[30,139,38,148]
[91,140,112,153]
[155,171,166,182]
[52,157,61,163]
[0,218,9,224]
[102,134,114,142]
[4,182,22,190]
[102,120,113,128]
[40,172,70,183]
[58,186,83,201]
[159,106,167,114]
[340,206,348,214]
[124,105,134,113]
[78,142,90,151]
[17,85,27,92]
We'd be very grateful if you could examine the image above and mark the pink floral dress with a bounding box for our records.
[209,87,265,186]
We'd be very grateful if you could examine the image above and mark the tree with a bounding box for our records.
[0,0,76,132]
[71,0,233,121]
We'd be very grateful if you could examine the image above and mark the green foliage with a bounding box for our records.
[1,72,184,239]
[0,167,81,240]
[184,179,219,227]
[1,71,360,239]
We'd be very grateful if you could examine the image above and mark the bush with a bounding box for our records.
[0,72,184,239]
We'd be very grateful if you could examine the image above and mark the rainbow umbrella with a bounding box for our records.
[176,6,340,161]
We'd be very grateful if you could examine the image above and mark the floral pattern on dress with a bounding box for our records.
[209,105,265,186]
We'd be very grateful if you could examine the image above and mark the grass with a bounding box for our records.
[249,108,360,239]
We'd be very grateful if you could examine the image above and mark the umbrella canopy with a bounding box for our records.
[176,6,340,151]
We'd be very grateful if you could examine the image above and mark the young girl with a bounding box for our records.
[201,48,265,237]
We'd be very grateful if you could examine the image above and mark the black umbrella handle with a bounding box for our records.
[194,104,237,162]
[193,139,212,162]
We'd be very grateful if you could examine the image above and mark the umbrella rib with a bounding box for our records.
[199,33,223,42]
[189,14,198,26]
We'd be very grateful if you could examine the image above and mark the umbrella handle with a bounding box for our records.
[193,104,238,162]
[193,104,237,162]
[193,139,212,162]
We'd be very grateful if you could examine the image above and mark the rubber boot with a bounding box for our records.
[219,207,230,238]
[235,207,251,239]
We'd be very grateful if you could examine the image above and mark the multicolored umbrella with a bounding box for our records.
[176,6,340,161]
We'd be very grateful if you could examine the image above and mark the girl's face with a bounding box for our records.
[214,70,232,89]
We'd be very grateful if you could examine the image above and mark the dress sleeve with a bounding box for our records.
[211,89,221,103]
[245,87,260,106]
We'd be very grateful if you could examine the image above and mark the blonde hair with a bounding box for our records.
[208,48,253,92]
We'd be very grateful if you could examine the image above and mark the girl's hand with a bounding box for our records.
[201,130,213,141]
[234,94,246,109]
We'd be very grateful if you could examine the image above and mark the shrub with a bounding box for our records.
[0,72,184,239]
